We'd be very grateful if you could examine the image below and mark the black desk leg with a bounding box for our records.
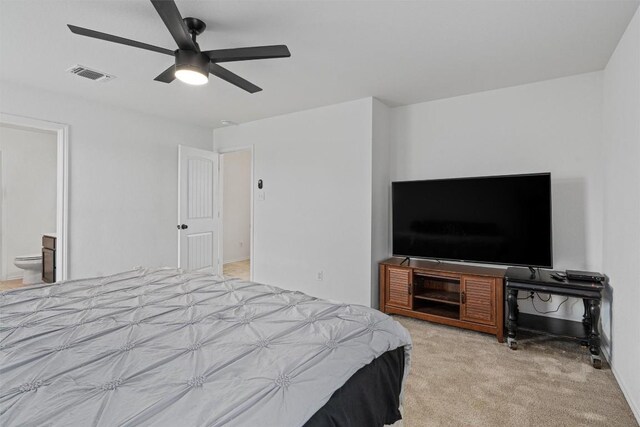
[507,288,519,349]
[582,298,591,326]
[588,299,601,351]
[588,298,602,369]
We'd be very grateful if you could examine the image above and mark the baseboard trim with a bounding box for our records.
[601,342,611,364]
[606,352,640,423]
[223,257,250,265]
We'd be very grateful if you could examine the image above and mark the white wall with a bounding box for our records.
[221,149,251,264]
[214,99,375,306]
[0,82,212,279]
[371,99,391,307]
[602,8,640,420]
[390,72,604,323]
[0,125,57,280]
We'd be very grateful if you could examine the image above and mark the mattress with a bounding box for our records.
[1,268,412,426]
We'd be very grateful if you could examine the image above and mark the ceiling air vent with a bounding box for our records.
[66,65,115,82]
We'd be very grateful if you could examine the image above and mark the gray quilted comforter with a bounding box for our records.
[0,268,411,426]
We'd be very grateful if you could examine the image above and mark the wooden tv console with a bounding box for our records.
[379,258,505,342]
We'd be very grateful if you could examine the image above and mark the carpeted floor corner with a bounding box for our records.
[394,315,637,426]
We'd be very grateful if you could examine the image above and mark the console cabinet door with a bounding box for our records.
[386,267,412,309]
[460,275,495,326]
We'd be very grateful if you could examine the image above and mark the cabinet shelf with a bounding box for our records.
[413,289,460,305]
[413,304,459,320]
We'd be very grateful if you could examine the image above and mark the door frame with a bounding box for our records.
[0,113,69,281]
[218,146,254,281]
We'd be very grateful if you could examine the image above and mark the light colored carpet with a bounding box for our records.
[223,259,250,281]
[395,315,637,427]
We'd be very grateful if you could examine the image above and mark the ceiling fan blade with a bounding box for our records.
[209,63,262,93]
[68,25,175,56]
[154,65,176,83]
[204,45,291,63]
[150,0,197,51]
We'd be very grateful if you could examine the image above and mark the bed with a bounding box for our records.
[0,268,411,426]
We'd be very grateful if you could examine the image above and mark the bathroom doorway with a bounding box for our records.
[220,148,253,281]
[0,114,68,290]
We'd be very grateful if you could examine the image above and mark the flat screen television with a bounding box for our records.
[392,173,552,268]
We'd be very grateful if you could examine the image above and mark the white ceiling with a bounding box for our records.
[1,0,638,128]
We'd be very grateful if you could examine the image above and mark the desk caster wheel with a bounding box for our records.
[591,355,602,369]
[507,338,517,350]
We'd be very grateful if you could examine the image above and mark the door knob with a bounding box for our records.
[177,224,188,230]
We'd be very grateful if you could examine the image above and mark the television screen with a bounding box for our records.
[392,173,552,267]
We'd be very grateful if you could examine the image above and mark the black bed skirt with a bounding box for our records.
[304,346,405,427]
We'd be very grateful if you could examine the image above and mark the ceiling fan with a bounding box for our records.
[67,0,290,93]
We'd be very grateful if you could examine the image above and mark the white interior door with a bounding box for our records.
[178,145,219,273]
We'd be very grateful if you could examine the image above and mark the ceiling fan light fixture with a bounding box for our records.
[68,0,289,92]
[174,50,209,85]
[175,67,208,85]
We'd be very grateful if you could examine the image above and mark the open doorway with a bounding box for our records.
[220,149,252,281]
[0,114,68,291]
[0,124,56,289]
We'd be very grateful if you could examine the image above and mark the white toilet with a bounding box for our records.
[14,255,43,285]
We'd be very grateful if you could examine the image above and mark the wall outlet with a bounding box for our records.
[316,271,324,281]
[257,191,265,201]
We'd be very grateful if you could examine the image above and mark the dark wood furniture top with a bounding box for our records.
[42,235,56,251]
[505,267,603,295]
[379,258,505,342]
[380,257,505,278]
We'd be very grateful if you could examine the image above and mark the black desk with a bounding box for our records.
[504,267,605,368]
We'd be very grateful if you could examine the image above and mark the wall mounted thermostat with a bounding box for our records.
[258,179,263,189]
